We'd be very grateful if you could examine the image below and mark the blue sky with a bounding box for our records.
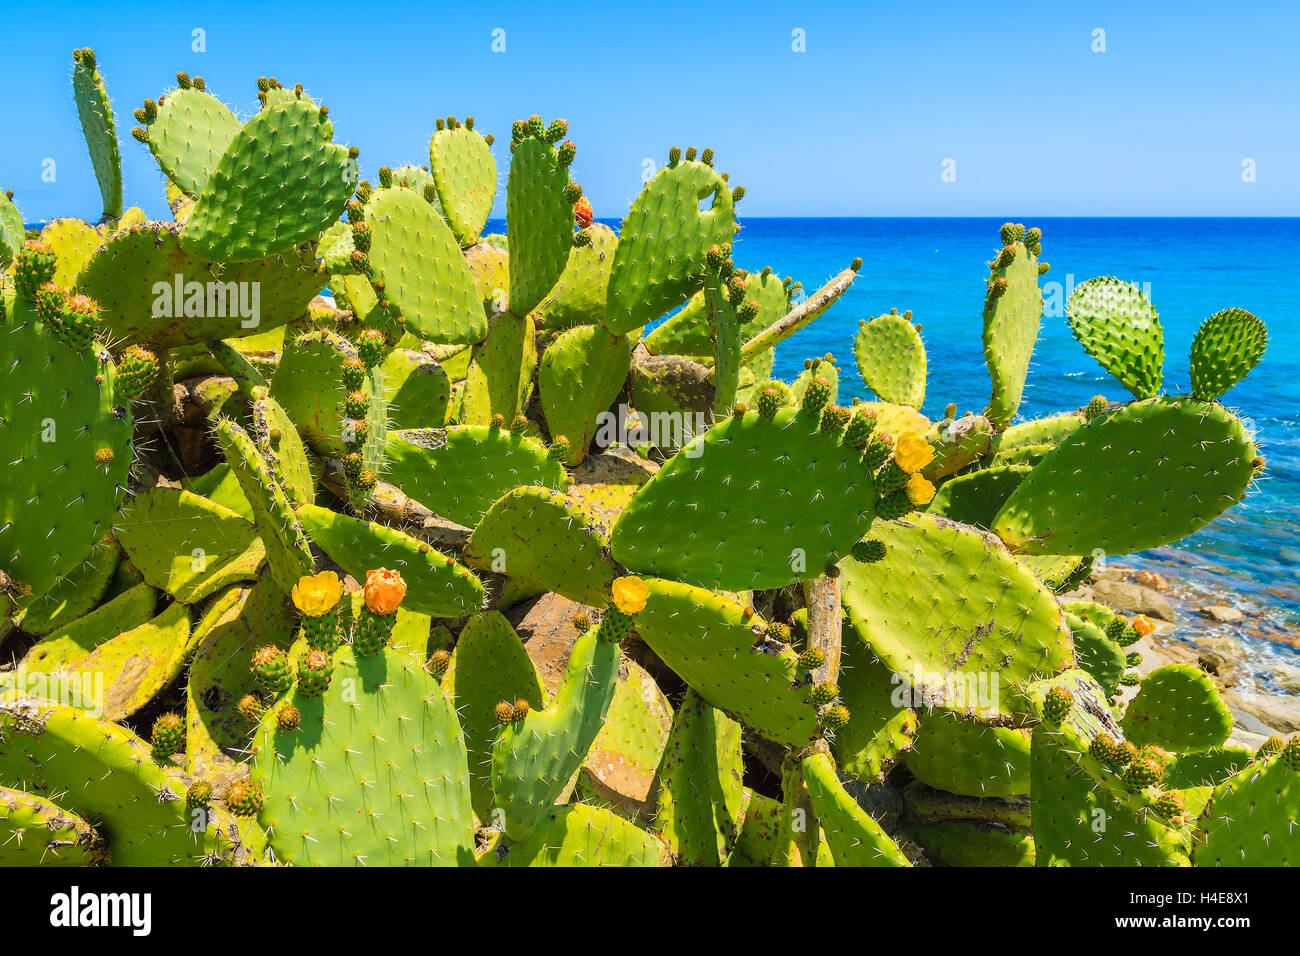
[1,0,1296,220]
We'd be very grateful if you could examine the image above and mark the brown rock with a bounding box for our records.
[1197,605,1244,624]
[1131,569,1169,592]
[1090,579,1177,622]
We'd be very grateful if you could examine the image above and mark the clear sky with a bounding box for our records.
[1,0,1296,220]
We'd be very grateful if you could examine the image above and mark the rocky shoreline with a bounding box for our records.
[1064,563,1300,747]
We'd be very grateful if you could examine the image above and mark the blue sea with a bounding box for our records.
[715,217,1299,688]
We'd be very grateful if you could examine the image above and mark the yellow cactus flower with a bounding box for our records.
[893,432,936,474]
[291,570,343,617]
[611,575,649,615]
[364,568,407,616]
[904,473,936,506]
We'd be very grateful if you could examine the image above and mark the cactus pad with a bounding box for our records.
[139,86,241,196]
[429,124,496,246]
[1189,308,1267,401]
[1065,277,1164,399]
[538,324,632,465]
[71,49,122,221]
[1120,663,1233,753]
[854,310,926,408]
[981,231,1044,427]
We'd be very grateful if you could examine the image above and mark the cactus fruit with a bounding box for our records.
[250,645,294,696]
[1043,686,1073,724]
[150,713,185,759]
[224,779,263,816]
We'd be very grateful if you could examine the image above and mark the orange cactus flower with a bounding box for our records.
[292,570,343,617]
[1132,614,1156,637]
[363,568,407,616]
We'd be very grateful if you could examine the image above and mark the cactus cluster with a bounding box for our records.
[0,50,1288,869]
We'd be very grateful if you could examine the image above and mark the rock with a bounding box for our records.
[1089,579,1177,622]
[1131,569,1169,592]
[1196,650,1237,684]
[1197,605,1243,624]
[1221,689,1300,734]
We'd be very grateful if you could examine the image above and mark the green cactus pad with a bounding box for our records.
[0,785,108,866]
[854,311,927,408]
[181,100,358,261]
[296,504,483,617]
[269,330,364,457]
[644,267,787,358]
[382,348,453,430]
[538,324,632,465]
[801,752,911,867]
[653,690,744,866]
[478,804,669,867]
[76,221,323,348]
[604,158,735,334]
[57,602,193,721]
[72,50,122,221]
[0,297,132,603]
[1189,308,1267,401]
[1194,755,1298,866]
[992,397,1257,556]
[1066,277,1164,399]
[982,234,1044,428]
[926,465,1030,529]
[1065,612,1126,697]
[490,624,620,840]
[213,419,315,594]
[251,644,476,866]
[466,486,616,606]
[609,405,877,591]
[383,426,567,528]
[115,487,265,603]
[907,714,1031,798]
[532,223,618,331]
[0,190,25,264]
[0,698,256,865]
[460,312,536,425]
[430,124,496,246]
[841,514,1074,718]
[17,537,119,636]
[905,820,1035,867]
[1163,746,1257,789]
[184,575,298,784]
[725,789,785,866]
[634,578,820,748]
[997,411,1084,454]
[443,612,546,819]
[506,135,574,317]
[922,414,993,480]
[14,583,157,678]
[582,657,672,815]
[1120,663,1233,752]
[141,86,241,196]
[832,634,919,781]
[363,186,486,344]
[1030,728,1189,866]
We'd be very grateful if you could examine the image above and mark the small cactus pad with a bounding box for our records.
[854,310,927,408]
[362,186,486,344]
[537,325,633,465]
[1120,663,1233,753]
[0,297,132,602]
[604,156,736,335]
[840,514,1074,718]
[1189,308,1267,402]
[71,48,122,221]
[981,228,1045,428]
[0,785,108,866]
[609,404,878,592]
[138,86,241,196]
[296,504,484,617]
[251,644,475,865]
[490,623,620,840]
[906,714,1031,798]
[992,397,1257,556]
[429,123,496,246]
[1065,277,1164,399]
[506,129,575,317]
[181,100,358,261]
[466,486,616,606]
[633,578,820,747]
